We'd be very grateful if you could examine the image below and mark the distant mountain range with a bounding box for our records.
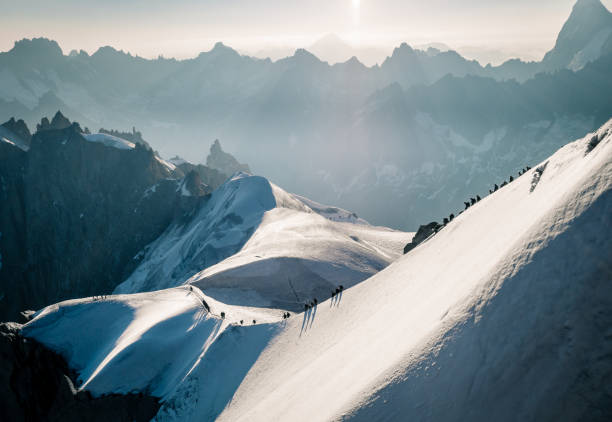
[0,0,611,230]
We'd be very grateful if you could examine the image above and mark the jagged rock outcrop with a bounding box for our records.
[0,323,160,422]
[542,0,612,70]
[403,222,441,254]
[182,169,211,196]
[171,157,228,191]
[1,117,31,147]
[206,139,250,176]
[0,114,208,321]
[36,110,73,132]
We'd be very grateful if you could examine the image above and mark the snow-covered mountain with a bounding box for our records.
[542,0,612,71]
[116,172,411,311]
[20,118,612,421]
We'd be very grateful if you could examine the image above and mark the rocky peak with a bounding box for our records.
[36,111,73,132]
[291,49,322,66]
[1,117,32,146]
[205,139,250,176]
[9,38,63,62]
[542,0,612,69]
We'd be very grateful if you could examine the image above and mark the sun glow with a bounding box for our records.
[352,0,361,25]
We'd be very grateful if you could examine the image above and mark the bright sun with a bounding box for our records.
[352,0,360,25]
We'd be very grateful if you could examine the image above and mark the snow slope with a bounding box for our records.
[211,119,612,422]
[22,120,612,421]
[116,172,411,310]
[21,286,284,414]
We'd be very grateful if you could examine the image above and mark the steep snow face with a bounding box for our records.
[117,173,411,310]
[210,119,612,422]
[22,121,612,422]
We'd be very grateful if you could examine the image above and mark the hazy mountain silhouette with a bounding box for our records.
[542,0,612,70]
[0,0,610,229]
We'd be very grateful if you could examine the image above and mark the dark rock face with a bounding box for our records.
[0,322,160,422]
[183,169,210,196]
[0,114,207,321]
[36,110,72,132]
[1,117,31,147]
[403,222,440,254]
[176,160,228,191]
[206,139,250,176]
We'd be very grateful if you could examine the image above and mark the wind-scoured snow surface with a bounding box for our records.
[22,120,612,421]
[116,172,411,310]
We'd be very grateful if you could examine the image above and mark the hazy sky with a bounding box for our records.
[2,0,612,61]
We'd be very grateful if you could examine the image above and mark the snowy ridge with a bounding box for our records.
[115,172,304,294]
[116,172,411,310]
[21,120,612,421]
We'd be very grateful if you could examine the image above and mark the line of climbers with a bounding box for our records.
[302,285,345,312]
[404,165,532,254]
[304,297,318,311]
[331,285,344,300]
